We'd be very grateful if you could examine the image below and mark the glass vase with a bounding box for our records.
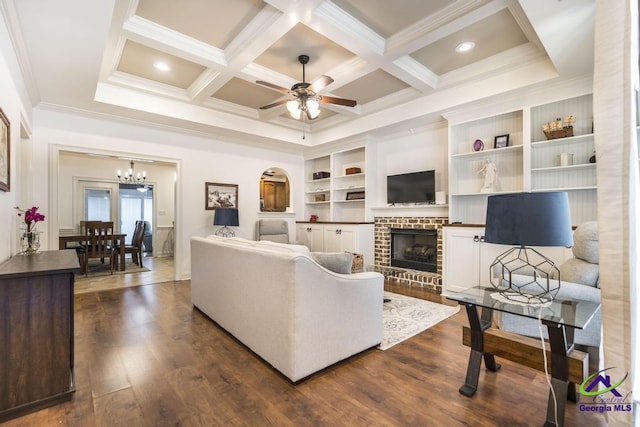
[20,227,41,255]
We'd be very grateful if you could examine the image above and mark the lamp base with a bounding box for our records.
[489,246,561,303]
[215,226,235,237]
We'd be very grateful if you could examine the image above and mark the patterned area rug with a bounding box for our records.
[379,291,460,350]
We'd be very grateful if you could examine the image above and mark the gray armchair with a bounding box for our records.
[255,219,291,243]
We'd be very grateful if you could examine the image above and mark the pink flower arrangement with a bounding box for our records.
[15,206,46,232]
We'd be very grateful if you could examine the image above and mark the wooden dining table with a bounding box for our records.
[58,233,127,272]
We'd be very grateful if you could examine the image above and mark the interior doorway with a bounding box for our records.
[57,149,178,281]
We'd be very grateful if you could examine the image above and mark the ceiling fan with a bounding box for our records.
[257,54,357,120]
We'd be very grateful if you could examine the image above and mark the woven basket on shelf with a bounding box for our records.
[543,126,573,140]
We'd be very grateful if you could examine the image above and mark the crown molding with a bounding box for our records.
[0,0,40,106]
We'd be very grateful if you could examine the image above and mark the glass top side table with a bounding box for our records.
[444,286,601,427]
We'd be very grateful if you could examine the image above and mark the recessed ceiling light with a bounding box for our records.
[154,61,170,72]
[455,41,475,53]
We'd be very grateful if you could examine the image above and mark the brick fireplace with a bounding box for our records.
[374,216,449,293]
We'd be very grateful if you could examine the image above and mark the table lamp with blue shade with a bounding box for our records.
[485,192,574,303]
[214,208,239,237]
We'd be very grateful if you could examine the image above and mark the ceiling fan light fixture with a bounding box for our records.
[257,54,356,123]
[307,98,320,119]
[287,99,302,119]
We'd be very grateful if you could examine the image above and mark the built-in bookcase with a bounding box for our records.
[530,94,596,224]
[304,146,368,222]
[449,110,524,223]
[448,94,597,226]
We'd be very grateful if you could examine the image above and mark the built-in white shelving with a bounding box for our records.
[304,146,369,222]
[448,94,596,226]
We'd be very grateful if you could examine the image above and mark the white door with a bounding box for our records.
[74,180,119,232]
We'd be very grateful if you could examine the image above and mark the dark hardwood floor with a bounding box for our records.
[2,280,606,426]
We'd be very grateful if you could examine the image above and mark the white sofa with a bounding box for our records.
[190,235,384,382]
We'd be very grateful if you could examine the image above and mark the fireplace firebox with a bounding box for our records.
[390,228,437,273]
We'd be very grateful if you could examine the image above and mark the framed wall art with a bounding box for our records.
[494,134,509,149]
[0,108,9,192]
[205,182,238,210]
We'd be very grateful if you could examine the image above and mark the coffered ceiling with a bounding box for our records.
[7,0,595,148]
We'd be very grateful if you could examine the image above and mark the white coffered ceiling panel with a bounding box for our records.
[9,0,596,147]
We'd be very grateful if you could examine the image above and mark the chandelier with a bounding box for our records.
[117,160,146,184]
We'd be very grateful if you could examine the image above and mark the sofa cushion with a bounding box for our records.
[310,252,354,274]
[256,240,310,255]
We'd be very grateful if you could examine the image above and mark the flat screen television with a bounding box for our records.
[387,170,435,204]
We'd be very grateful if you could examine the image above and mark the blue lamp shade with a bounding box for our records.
[213,208,239,227]
[485,192,573,247]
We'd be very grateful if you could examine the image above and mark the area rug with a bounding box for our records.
[74,259,150,278]
[379,291,460,350]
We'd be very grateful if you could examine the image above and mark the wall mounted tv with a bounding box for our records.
[387,170,435,205]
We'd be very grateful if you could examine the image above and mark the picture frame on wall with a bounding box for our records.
[494,134,509,149]
[0,108,10,192]
[205,182,238,210]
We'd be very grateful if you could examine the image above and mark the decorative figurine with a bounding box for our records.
[479,159,498,193]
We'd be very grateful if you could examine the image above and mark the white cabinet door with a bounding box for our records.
[296,224,324,252]
[324,225,357,253]
[444,226,574,293]
[443,227,484,293]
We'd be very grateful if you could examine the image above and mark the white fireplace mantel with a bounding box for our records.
[371,205,449,218]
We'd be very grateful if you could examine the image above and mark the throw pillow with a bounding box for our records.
[310,252,354,274]
[572,221,598,264]
[551,258,599,288]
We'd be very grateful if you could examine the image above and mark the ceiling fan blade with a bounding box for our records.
[259,99,289,110]
[256,81,290,94]
[320,95,357,107]
[308,75,334,93]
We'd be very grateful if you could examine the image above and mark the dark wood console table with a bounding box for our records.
[0,250,79,422]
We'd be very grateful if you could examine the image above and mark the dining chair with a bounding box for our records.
[113,220,146,270]
[82,221,116,276]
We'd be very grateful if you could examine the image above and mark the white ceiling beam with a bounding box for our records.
[312,1,385,56]
[95,81,308,145]
[123,16,227,67]
[385,0,510,58]
[311,56,559,145]
[390,56,439,91]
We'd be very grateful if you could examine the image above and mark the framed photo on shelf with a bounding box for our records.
[494,134,509,149]
[205,182,238,210]
[346,191,365,200]
[0,108,10,192]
